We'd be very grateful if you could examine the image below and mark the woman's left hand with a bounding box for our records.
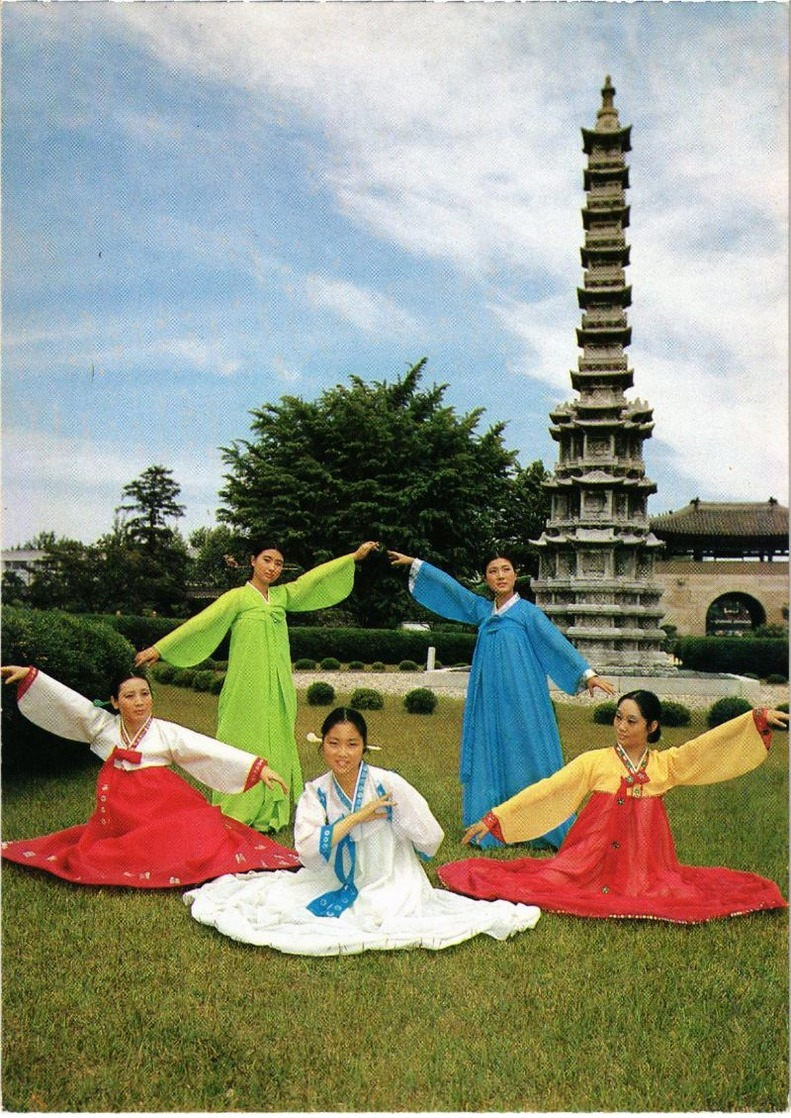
[462,820,491,846]
[260,765,290,794]
[587,675,615,697]
[352,541,380,561]
[764,709,789,729]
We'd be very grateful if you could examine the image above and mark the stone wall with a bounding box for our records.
[654,559,788,635]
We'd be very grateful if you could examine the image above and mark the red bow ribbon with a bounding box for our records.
[111,746,143,765]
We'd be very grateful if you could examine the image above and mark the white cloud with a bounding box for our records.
[1,428,225,545]
[304,274,421,338]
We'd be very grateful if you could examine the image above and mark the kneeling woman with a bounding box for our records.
[1,666,299,887]
[185,707,540,954]
[439,691,788,923]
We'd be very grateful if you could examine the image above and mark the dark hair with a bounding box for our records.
[618,690,662,743]
[248,538,284,560]
[320,707,369,751]
[103,670,152,714]
[482,552,518,575]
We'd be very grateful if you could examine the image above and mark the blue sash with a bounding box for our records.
[308,763,369,919]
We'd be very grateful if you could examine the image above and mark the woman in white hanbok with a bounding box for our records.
[185,707,541,954]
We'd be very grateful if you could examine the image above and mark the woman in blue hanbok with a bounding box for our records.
[388,552,614,848]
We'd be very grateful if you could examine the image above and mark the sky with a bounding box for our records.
[2,1,788,548]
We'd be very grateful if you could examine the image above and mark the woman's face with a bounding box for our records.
[485,557,516,598]
[322,721,365,784]
[250,549,284,588]
[111,677,153,728]
[613,698,657,752]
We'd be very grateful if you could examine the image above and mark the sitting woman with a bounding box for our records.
[184,707,541,954]
[438,691,788,923]
[1,665,300,888]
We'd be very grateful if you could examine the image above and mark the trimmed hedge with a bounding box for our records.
[593,702,617,725]
[707,696,753,728]
[404,688,438,714]
[1,607,136,773]
[35,614,479,669]
[307,681,336,706]
[349,688,385,711]
[675,637,787,678]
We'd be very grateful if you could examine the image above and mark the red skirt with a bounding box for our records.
[438,792,787,923]
[2,759,300,888]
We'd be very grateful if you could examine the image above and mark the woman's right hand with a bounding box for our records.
[387,551,414,567]
[462,819,491,846]
[134,647,161,668]
[1,665,30,686]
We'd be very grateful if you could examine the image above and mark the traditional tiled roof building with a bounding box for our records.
[651,500,788,635]
[651,499,788,562]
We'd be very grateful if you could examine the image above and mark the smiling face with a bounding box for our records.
[322,720,365,789]
[485,557,517,599]
[250,548,284,592]
[613,697,657,755]
[111,676,153,731]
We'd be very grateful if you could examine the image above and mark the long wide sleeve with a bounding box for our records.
[409,561,490,627]
[155,590,242,667]
[658,711,771,788]
[493,751,603,844]
[16,669,116,755]
[293,782,336,870]
[278,554,356,613]
[524,605,591,695]
[384,771,444,858]
[161,722,267,794]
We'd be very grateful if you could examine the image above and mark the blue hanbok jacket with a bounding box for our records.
[411,561,592,848]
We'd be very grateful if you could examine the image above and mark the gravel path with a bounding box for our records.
[294,671,787,710]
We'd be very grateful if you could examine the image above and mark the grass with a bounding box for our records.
[2,688,788,1112]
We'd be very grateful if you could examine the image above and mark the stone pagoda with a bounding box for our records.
[531,76,672,674]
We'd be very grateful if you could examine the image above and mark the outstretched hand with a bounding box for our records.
[387,550,414,567]
[462,819,491,846]
[260,765,290,794]
[587,675,615,697]
[1,665,30,686]
[352,541,380,562]
[765,709,789,730]
[135,647,161,668]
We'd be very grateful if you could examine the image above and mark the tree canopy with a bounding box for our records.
[218,360,546,625]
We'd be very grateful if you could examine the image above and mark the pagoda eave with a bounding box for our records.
[581,124,632,153]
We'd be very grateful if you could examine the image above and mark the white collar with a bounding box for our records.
[492,593,520,616]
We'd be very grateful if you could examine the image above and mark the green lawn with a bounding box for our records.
[2,688,788,1112]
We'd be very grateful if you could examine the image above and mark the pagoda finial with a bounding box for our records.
[596,74,620,132]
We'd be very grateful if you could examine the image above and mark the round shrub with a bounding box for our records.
[593,701,617,725]
[319,657,341,671]
[307,681,335,706]
[766,673,788,684]
[1,607,135,774]
[398,659,420,672]
[350,687,384,711]
[294,658,318,670]
[191,670,217,693]
[209,674,226,695]
[404,688,438,714]
[370,661,387,673]
[348,660,365,671]
[172,668,197,688]
[707,696,753,729]
[659,700,692,728]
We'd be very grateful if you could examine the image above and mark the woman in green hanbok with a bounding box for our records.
[135,540,378,832]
